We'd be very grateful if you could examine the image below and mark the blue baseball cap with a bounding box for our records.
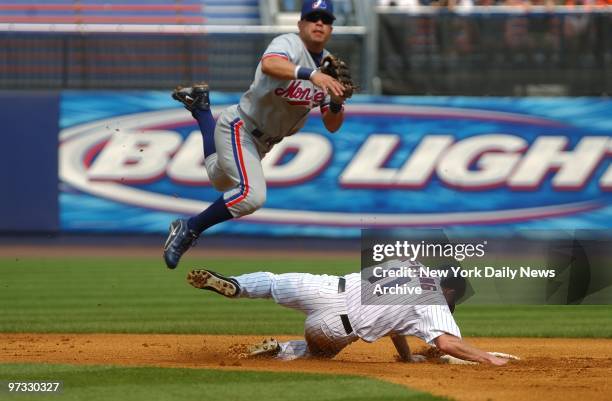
[301,0,335,21]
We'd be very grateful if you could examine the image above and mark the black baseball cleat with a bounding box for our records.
[187,269,241,297]
[163,219,199,269]
[172,82,210,112]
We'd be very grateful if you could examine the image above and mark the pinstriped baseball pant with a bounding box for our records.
[232,272,359,360]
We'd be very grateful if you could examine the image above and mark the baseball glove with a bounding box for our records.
[320,54,358,99]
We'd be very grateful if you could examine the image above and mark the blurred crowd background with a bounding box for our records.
[0,0,610,95]
[376,0,612,9]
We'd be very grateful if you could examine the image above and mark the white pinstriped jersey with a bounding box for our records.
[238,33,331,146]
[345,259,461,344]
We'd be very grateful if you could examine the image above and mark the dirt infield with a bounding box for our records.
[2,334,610,401]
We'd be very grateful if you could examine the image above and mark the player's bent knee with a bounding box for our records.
[249,189,267,210]
[242,189,267,215]
[229,188,266,217]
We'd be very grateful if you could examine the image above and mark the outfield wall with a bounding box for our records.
[2,91,612,237]
[0,92,59,232]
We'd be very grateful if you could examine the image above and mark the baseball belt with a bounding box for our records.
[338,277,354,335]
[251,128,282,147]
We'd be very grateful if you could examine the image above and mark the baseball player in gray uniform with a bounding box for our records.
[185,260,512,365]
[163,0,347,269]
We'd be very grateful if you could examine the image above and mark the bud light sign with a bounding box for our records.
[59,93,612,237]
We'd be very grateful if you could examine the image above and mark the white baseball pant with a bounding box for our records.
[232,272,359,360]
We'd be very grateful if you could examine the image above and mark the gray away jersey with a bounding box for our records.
[238,33,330,150]
[344,259,462,344]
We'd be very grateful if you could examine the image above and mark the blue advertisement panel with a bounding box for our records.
[59,93,612,237]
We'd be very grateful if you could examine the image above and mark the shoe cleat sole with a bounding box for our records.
[248,338,280,357]
[187,269,238,297]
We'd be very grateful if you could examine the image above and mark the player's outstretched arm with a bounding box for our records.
[434,334,509,366]
[261,57,345,97]
[261,56,302,81]
[390,334,412,362]
[390,335,426,363]
[321,104,344,133]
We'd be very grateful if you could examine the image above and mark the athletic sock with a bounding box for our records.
[193,108,216,158]
[187,196,233,234]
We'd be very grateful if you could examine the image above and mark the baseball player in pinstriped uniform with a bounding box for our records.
[185,259,512,365]
[163,0,348,269]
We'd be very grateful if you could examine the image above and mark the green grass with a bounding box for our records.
[0,257,610,337]
[0,363,446,401]
[454,305,612,337]
[0,257,353,334]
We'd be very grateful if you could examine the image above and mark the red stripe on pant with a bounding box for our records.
[226,120,249,208]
